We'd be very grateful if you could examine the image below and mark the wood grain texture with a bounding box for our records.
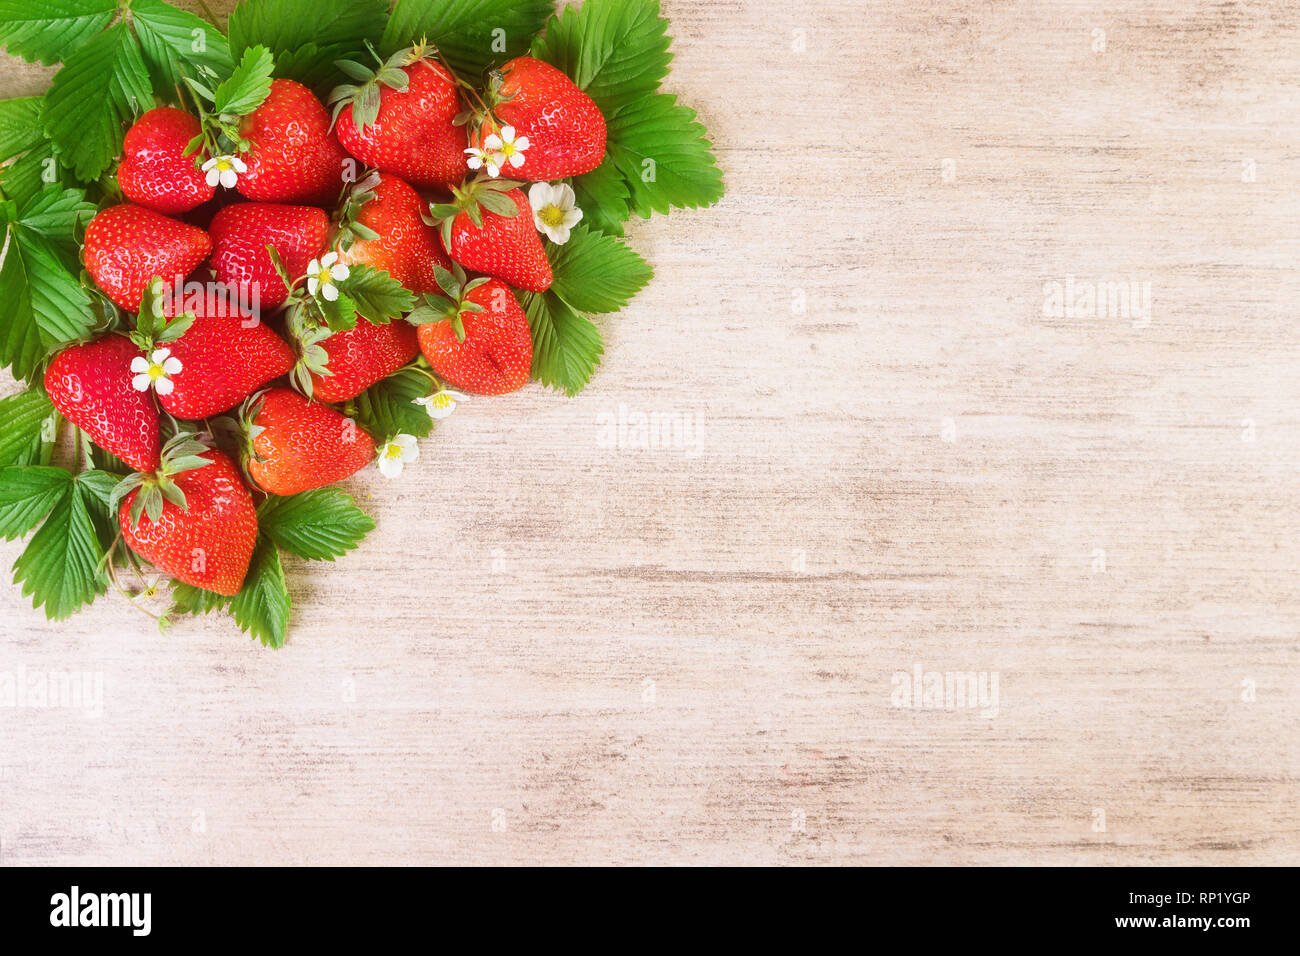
[1,0,1298,866]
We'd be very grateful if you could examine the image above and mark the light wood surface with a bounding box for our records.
[1,0,1298,866]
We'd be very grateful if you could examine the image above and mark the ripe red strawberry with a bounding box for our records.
[298,318,419,403]
[152,299,295,419]
[118,107,215,214]
[331,171,451,294]
[45,336,160,471]
[209,203,329,311]
[83,205,212,313]
[470,57,606,180]
[330,45,467,190]
[410,266,532,395]
[115,440,257,596]
[237,79,350,205]
[243,388,375,495]
[428,179,551,292]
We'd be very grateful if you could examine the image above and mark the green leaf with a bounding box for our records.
[571,154,631,236]
[0,387,55,467]
[228,0,386,91]
[0,98,74,206]
[548,224,652,314]
[381,0,553,78]
[41,21,152,181]
[0,0,117,66]
[340,265,415,323]
[0,464,69,540]
[132,0,235,92]
[258,489,375,561]
[17,186,95,247]
[11,472,108,620]
[229,535,291,648]
[522,291,604,396]
[211,44,274,116]
[169,580,230,616]
[350,367,433,442]
[0,225,97,380]
[530,0,672,111]
[606,93,724,217]
[0,96,45,162]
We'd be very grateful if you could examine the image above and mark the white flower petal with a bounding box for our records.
[528,182,553,208]
[508,152,525,168]
[130,356,150,373]
[219,168,238,189]
[466,155,483,170]
[513,135,529,151]
[556,183,576,208]
[485,161,500,178]
[131,373,152,392]
[201,157,219,172]
[377,454,403,479]
[395,435,420,460]
[322,284,339,302]
[562,207,584,227]
[500,126,516,143]
[307,276,320,295]
[205,168,221,188]
[329,264,350,281]
[162,357,182,375]
[305,259,321,275]
[550,225,571,245]
[483,134,503,151]
[320,252,338,268]
[154,377,174,396]
[150,348,171,363]
[231,156,247,173]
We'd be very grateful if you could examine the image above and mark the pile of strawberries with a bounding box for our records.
[44,44,605,598]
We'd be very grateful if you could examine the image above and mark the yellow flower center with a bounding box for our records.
[147,362,166,380]
[216,158,234,171]
[500,140,517,157]
[432,394,452,409]
[538,204,565,227]
[316,268,333,286]
[384,444,404,460]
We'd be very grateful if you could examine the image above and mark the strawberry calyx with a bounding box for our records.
[125,277,196,355]
[422,177,523,250]
[405,263,487,343]
[109,430,215,529]
[330,169,384,253]
[283,306,334,399]
[328,42,424,132]
[212,391,270,485]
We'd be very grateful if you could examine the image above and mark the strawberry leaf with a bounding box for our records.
[211,44,274,116]
[606,93,724,218]
[131,0,235,92]
[258,489,375,561]
[0,215,97,381]
[339,265,415,324]
[16,186,95,249]
[530,0,673,111]
[11,470,110,620]
[40,20,152,182]
[228,535,291,648]
[521,290,604,396]
[0,387,55,467]
[0,0,116,66]
[381,0,553,78]
[169,581,231,617]
[227,0,386,91]
[349,367,434,442]
[547,224,653,315]
[0,465,69,540]
[570,155,631,237]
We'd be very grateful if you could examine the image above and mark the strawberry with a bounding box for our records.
[83,205,212,313]
[427,179,552,292]
[149,295,295,420]
[293,317,419,403]
[209,203,329,311]
[470,57,606,180]
[330,45,467,191]
[45,335,160,471]
[237,79,350,205]
[118,107,215,214]
[241,388,375,495]
[113,437,257,596]
[409,265,532,395]
[331,171,451,294]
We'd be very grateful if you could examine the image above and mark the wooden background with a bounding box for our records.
[1,0,1298,866]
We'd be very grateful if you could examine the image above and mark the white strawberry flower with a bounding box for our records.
[130,348,182,396]
[464,145,502,179]
[413,388,469,420]
[306,252,349,302]
[528,182,583,244]
[377,433,419,479]
[202,154,247,189]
